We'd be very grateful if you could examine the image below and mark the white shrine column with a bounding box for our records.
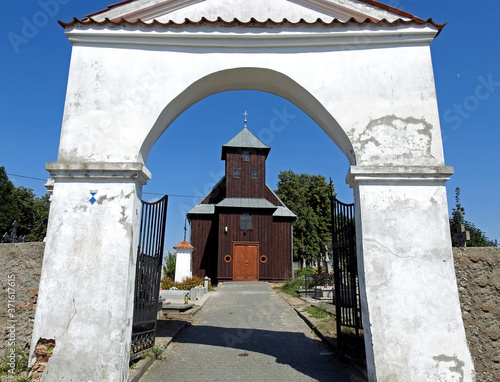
[174,240,195,283]
[30,162,150,382]
[348,166,475,382]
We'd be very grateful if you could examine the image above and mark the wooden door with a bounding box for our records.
[233,243,259,281]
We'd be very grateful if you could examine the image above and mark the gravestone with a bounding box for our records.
[453,224,470,247]
[2,221,24,243]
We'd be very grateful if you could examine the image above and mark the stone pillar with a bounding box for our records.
[174,240,194,283]
[30,163,150,382]
[348,166,475,382]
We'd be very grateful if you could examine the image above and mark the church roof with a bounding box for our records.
[221,126,270,159]
[59,0,445,35]
[273,206,298,218]
[186,185,296,220]
[216,198,276,209]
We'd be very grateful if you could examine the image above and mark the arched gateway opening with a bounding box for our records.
[31,1,475,381]
[139,68,355,166]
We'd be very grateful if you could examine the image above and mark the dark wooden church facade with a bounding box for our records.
[187,126,296,282]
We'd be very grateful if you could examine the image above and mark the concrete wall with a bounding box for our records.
[0,243,44,359]
[453,247,500,382]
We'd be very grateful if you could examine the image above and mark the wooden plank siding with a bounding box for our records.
[190,215,219,280]
[272,218,293,280]
[217,209,273,280]
[202,177,226,204]
[225,149,267,199]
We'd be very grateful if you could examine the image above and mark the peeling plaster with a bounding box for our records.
[351,115,436,166]
[430,354,465,382]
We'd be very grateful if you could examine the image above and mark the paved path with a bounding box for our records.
[142,282,352,382]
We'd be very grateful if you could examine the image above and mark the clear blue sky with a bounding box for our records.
[1,0,499,251]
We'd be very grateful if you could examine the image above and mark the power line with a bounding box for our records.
[7,173,47,181]
[7,172,199,199]
[143,192,200,198]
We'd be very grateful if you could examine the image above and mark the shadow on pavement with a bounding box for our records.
[172,323,351,382]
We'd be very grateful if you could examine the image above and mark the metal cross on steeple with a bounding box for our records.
[243,111,248,128]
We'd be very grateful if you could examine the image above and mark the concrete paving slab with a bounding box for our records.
[140,282,352,382]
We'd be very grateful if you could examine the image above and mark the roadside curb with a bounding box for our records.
[294,307,338,350]
[128,321,188,382]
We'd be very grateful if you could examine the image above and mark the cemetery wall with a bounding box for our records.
[453,247,500,382]
[0,243,44,359]
[0,243,498,380]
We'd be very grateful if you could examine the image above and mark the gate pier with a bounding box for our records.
[30,163,148,381]
[348,166,474,381]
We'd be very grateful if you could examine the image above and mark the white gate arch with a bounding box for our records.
[31,1,475,381]
[140,67,355,164]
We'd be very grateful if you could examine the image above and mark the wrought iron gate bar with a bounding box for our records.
[131,195,168,360]
[331,194,365,363]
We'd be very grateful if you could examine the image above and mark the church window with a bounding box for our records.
[240,213,252,230]
[252,170,259,179]
[233,169,240,178]
[243,151,250,161]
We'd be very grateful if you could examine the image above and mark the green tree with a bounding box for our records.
[26,193,50,242]
[450,187,493,247]
[275,170,335,263]
[163,251,176,280]
[0,166,19,234]
[0,167,50,241]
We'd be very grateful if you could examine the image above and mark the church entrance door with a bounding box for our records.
[233,243,259,281]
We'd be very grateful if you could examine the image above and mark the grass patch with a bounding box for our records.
[303,305,331,319]
[0,348,30,381]
[278,277,304,297]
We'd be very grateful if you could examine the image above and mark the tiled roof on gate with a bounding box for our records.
[66,0,441,28]
[84,0,136,19]
[58,16,445,34]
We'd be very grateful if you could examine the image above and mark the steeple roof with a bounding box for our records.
[221,127,270,160]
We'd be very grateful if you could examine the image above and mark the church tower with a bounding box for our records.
[187,114,296,282]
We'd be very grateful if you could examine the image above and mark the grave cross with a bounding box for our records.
[452,224,470,247]
[2,220,25,243]
[183,218,187,241]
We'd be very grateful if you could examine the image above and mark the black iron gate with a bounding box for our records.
[131,195,168,360]
[330,195,365,363]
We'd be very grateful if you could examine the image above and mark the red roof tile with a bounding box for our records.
[58,16,446,35]
[61,0,445,35]
[174,240,195,250]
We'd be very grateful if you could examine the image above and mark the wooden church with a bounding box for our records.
[187,118,296,282]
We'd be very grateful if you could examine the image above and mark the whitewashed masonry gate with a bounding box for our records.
[31,1,475,381]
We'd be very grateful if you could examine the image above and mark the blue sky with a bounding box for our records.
[1,0,499,251]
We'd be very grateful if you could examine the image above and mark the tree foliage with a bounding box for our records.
[275,170,335,263]
[450,187,493,247]
[0,167,50,242]
[163,251,176,280]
